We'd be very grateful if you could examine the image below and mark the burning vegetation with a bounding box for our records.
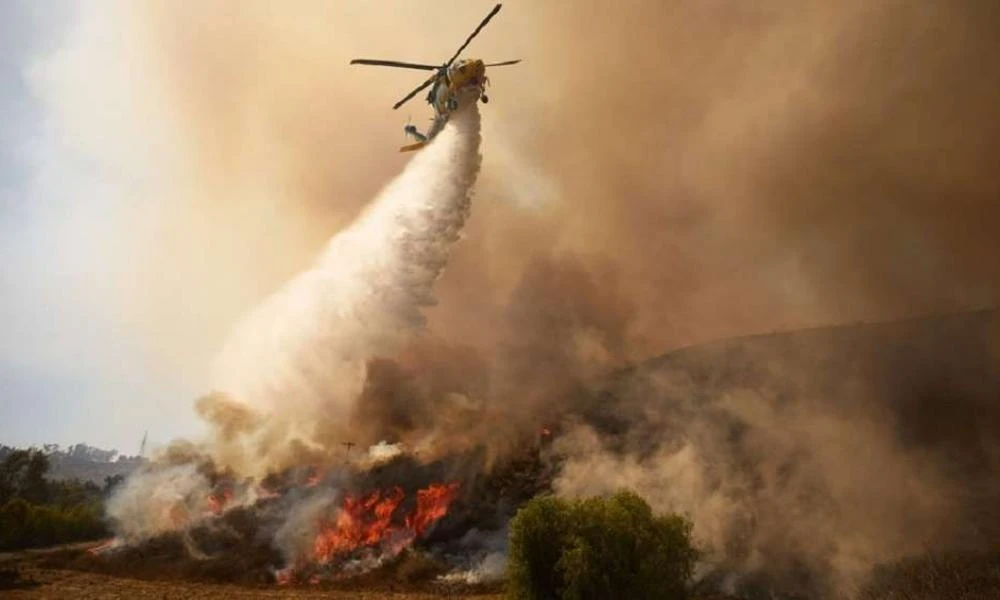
[82,438,548,590]
[291,482,460,581]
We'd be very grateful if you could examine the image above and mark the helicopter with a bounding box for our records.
[350,3,521,152]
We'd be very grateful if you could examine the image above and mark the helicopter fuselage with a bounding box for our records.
[428,59,488,114]
[351,3,516,152]
[399,59,488,152]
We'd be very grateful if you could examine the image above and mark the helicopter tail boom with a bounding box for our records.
[399,141,427,153]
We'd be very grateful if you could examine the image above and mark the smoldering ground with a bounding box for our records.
[38,0,1000,596]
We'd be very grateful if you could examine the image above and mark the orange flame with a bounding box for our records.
[313,486,405,562]
[255,483,281,500]
[405,482,460,537]
[207,488,234,515]
[310,482,459,566]
[168,503,189,528]
[87,538,119,555]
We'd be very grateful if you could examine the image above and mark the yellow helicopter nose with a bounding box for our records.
[453,59,486,84]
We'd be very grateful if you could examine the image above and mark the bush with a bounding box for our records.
[506,490,699,600]
[0,498,107,551]
[857,551,1000,600]
[0,446,109,550]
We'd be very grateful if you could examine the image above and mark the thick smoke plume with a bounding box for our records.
[203,93,481,477]
[548,311,1000,596]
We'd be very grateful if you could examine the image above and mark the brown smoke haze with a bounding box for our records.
[68,0,1000,595]
[550,309,1000,595]
[98,0,1000,363]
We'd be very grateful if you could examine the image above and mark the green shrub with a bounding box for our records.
[0,447,108,550]
[0,498,107,550]
[507,490,699,600]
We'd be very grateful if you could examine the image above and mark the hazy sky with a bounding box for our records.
[0,1,203,452]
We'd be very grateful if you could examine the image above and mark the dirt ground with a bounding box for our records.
[0,545,502,600]
[2,569,501,600]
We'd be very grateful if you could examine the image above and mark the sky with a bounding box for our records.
[0,1,203,452]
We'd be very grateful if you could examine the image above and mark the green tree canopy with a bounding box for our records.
[507,490,699,600]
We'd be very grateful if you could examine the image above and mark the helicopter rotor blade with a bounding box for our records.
[350,59,439,71]
[393,76,436,110]
[484,59,521,67]
[445,3,502,67]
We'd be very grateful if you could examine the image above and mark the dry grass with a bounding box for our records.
[855,551,1000,600]
[2,567,501,599]
[0,545,501,600]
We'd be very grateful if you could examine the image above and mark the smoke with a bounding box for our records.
[437,527,509,585]
[548,312,1000,595]
[32,1,999,388]
[200,92,481,477]
[272,487,339,568]
[107,463,214,542]
[430,0,1000,352]
[551,405,943,594]
[337,254,637,468]
[439,552,507,585]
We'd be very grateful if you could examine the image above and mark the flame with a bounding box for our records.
[87,538,120,555]
[313,486,405,562]
[254,483,281,501]
[309,482,460,567]
[405,482,460,537]
[206,488,234,515]
[274,563,323,586]
[168,503,189,528]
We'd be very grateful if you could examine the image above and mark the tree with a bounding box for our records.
[103,474,126,494]
[0,448,107,550]
[507,495,574,599]
[0,449,50,504]
[507,490,699,600]
[21,451,50,504]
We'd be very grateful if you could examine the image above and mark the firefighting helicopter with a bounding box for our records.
[350,3,520,152]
